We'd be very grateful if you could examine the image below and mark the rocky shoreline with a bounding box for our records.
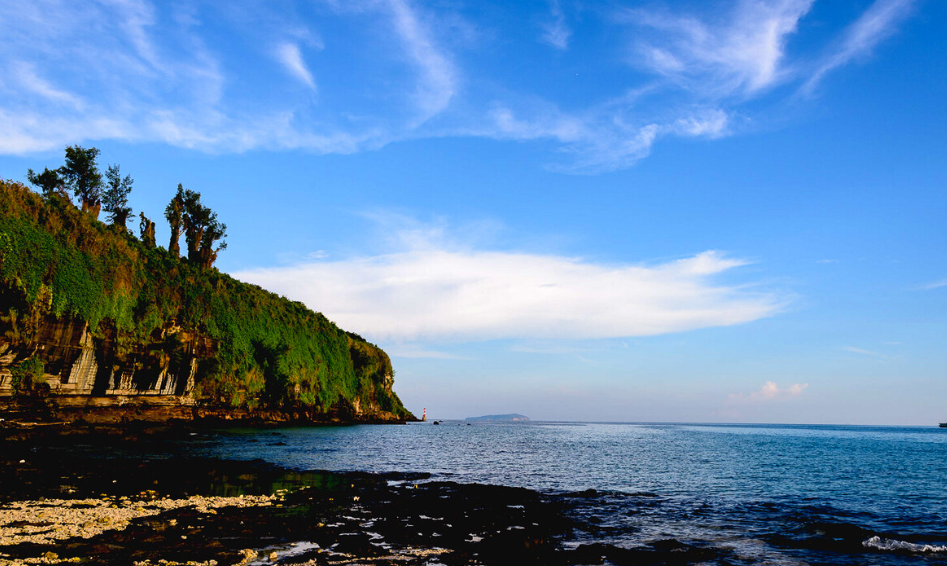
[0,423,723,566]
[0,396,413,426]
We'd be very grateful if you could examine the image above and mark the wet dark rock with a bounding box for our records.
[565,488,599,498]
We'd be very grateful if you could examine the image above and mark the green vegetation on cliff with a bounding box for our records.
[0,178,409,419]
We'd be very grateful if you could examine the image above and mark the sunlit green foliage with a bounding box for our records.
[172,184,227,268]
[60,146,104,215]
[0,180,408,417]
[165,184,185,257]
[103,164,134,228]
[10,356,48,398]
[139,212,156,248]
[26,167,67,201]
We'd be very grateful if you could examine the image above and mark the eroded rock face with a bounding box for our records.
[0,314,206,422]
[0,315,204,398]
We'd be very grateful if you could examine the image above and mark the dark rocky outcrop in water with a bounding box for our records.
[0,179,412,424]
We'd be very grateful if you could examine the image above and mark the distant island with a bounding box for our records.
[466,414,530,422]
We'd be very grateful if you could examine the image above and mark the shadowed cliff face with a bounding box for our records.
[0,315,203,397]
[0,179,411,423]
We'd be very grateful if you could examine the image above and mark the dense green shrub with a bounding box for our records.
[10,356,48,398]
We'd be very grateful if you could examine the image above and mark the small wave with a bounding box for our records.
[862,536,947,553]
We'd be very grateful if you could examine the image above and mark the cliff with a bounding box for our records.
[0,179,412,424]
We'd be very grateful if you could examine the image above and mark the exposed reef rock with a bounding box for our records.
[0,179,412,424]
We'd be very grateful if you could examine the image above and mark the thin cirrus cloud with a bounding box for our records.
[233,234,786,343]
[275,43,316,90]
[0,0,919,171]
[843,346,888,359]
[483,104,728,173]
[13,62,85,110]
[916,278,947,291]
[540,1,572,50]
[804,0,916,93]
[385,0,457,122]
[729,381,809,402]
[620,0,816,95]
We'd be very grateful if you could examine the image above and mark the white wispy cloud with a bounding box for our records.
[843,346,888,359]
[729,381,808,402]
[0,0,919,171]
[0,110,132,155]
[385,0,457,122]
[12,62,85,109]
[804,0,916,93]
[233,222,785,343]
[385,347,469,360]
[483,104,727,173]
[275,43,316,90]
[916,278,947,291]
[479,0,909,171]
[673,110,729,138]
[105,0,163,73]
[508,343,591,355]
[0,0,228,152]
[622,0,815,96]
[540,0,572,50]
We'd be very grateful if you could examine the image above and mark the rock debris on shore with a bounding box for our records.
[0,494,276,546]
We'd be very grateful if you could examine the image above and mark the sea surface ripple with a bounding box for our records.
[194,422,947,565]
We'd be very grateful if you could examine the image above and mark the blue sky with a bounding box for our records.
[1,0,944,424]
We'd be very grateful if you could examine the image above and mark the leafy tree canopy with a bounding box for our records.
[103,164,134,228]
[181,188,227,268]
[165,184,185,257]
[26,167,68,201]
[166,184,227,268]
[60,146,103,215]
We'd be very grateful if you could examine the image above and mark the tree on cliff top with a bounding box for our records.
[165,184,227,268]
[60,146,104,217]
[103,164,133,229]
[165,185,185,257]
[139,212,156,248]
[26,167,69,201]
[25,146,225,268]
[182,188,227,269]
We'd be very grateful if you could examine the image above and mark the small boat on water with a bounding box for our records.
[940,423,947,428]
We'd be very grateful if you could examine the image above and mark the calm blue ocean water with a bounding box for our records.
[195,422,947,565]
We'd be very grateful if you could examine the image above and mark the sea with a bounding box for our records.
[188,421,947,565]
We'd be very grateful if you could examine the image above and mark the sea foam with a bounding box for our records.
[862,536,947,553]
